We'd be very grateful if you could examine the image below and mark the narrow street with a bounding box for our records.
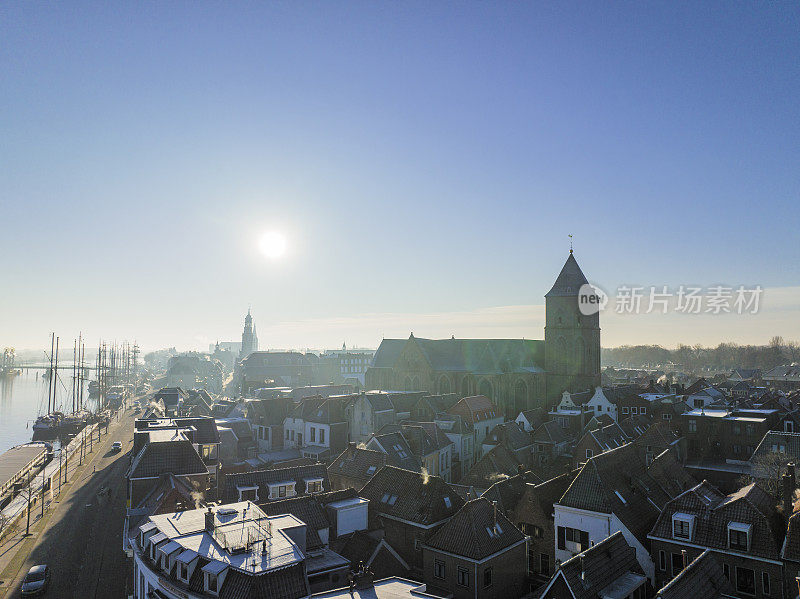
[0,408,136,598]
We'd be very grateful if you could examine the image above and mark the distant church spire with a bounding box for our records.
[241,308,258,358]
[568,233,573,254]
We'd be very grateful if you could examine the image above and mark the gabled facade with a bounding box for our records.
[554,443,696,582]
[422,498,528,599]
[447,395,504,453]
[648,480,784,599]
[358,465,464,573]
[537,532,647,599]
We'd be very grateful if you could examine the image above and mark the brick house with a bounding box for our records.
[677,408,778,462]
[648,480,784,599]
[510,471,577,583]
[422,498,528,599]
[554,443,696,582]
[358,465,464,574]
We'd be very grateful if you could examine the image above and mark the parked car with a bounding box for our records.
[21,564,49,596]
[111,441,122,452]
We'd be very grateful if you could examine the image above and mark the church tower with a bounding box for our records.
[544,251,601,400]
[240,309,259,359]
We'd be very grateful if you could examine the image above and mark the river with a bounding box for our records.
[0,371,96,454]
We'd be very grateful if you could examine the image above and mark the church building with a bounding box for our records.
[240,308,259,359]
[364,252,601,415]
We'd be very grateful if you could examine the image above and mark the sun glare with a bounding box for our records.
[259,230,287,260]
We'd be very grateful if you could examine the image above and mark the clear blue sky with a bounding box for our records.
[1,2,799,351]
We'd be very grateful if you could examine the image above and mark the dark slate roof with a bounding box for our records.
[545,253,589,297]
[367,432,422,472]
[548,532,643,599]
[448,395,502,425]
[370,340,407,369]
[245,398,291,426]
[685,377,710,395]
[558,443,696,545]
[531,420,570,445]
[304,397,347,425]
[329,445,387,483]
[128,440,209,479]
[220,464,329,504]
[356,392,394,413]
[414,394,460,417]
[459,445,538,490]
[173,417,220,444]
[649,480,784,560]
[656,550,736,599]
[371,337,544,374]
[359,465,464,526]
[220,561,308,599]
[260,489,358,551]
[401,422,453,456]
[290,396,326,420]
[484,421,533,452]
[331,531,410,579]
[480,470,544,515]
[518,409,544,427]
[425,497,526,560]
[618,415,651,439]
[523,471,578,517]
[583,422,629,451]
[751,431,800,463]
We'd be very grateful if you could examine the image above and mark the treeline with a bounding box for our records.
[602,336,800,371]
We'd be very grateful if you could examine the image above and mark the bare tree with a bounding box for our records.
[16,475,37,537]
[743,451,791,500]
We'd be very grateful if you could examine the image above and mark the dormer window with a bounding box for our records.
[305,478,324,493]
[237,485,259,502]
[728,522,751,551]
[443,496,451,508]
[672,513,694,541]
[208,573,218,593]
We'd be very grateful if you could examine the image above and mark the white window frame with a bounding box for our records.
[728,522,751,552]
[672,513,694,541]
[236,485,259,502]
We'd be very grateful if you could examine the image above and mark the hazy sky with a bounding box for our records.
[2,2,799,352]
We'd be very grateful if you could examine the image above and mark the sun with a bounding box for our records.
[258,230,287,260]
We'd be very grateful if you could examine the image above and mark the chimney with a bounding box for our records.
[580,555,585,580]
[205,506,215,533]
[783,462,796,515]
[492,500,498,526]
[681,549,688,570]
[517,463,525,476]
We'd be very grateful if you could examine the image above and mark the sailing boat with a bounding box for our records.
[32,334,62,440]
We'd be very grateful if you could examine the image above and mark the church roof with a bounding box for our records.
[546,253,589,297]
[371,337,544,374]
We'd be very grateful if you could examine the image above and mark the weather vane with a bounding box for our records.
[568,234,573,254]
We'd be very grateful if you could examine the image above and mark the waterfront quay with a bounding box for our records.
[0,404,138,598]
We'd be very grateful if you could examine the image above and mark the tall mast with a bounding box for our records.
[53,337,59,412]
[47,333,54,415]
[72,338,77,414]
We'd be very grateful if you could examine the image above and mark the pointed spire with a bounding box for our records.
[546,252,589,297]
